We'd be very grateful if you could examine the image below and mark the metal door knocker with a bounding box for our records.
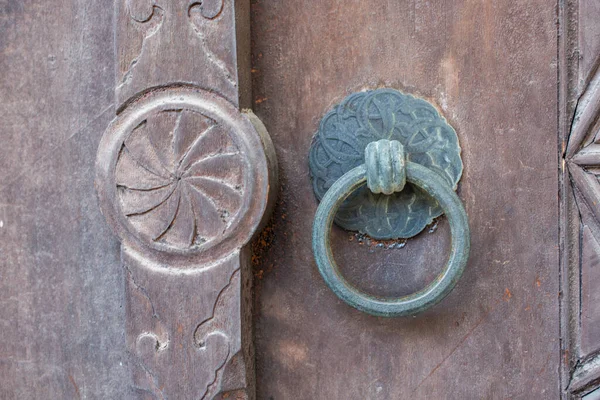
[309,88,470,317]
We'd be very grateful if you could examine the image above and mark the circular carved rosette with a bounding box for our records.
[96,87,272,268]
[309,88,463,239]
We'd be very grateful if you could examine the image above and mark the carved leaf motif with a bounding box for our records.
[116,109,245,250]
[309,89,463,239]
[120,0,165,86]
[117,0,238,107]
[124,257,241,399]
[189,0,224,20]
[188,0,236,90]
[127,0,158,23]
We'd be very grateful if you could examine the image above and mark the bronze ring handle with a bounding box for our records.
[312,139,470,317]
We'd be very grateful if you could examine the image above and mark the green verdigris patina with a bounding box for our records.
[309,88,463,239]
[310,89,470,317]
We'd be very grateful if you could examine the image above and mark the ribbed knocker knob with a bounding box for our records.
[365,139,406,195]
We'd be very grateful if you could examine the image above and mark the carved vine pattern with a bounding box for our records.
[127,265,239,399]
[120,0,231,89]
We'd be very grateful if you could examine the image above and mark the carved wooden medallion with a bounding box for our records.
[96,88,272,267]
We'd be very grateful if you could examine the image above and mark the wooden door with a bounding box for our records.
[1,0,599,399]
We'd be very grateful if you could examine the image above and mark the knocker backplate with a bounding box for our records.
[309,88,463,239]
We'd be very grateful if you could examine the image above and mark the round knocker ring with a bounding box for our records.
[312,139,470,317]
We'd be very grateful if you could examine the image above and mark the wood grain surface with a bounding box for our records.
[251,1,560,398]
[0,2,126,398]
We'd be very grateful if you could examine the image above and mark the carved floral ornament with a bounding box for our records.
[115,107,245,249]
[564,63,600,395]
[96,2,272,398]
[96,88,271,268]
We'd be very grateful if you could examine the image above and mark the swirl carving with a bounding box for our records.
[116,109,245,250]
[103,0,271,397]
[96,88,271,266]
[309,88,463,239]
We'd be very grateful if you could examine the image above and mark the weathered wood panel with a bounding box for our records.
[251,1,559,398]
[0,2,130,398]
[1,0,272,398]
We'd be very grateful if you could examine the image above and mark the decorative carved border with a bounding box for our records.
[560,0,600,397]
[95,1,275,398]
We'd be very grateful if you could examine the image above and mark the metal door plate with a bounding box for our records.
[309,88,463,239]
